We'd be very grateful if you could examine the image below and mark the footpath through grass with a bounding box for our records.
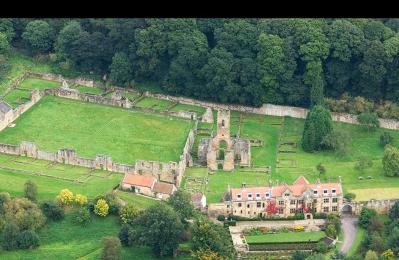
[245,231,326,244]
[346,228,365,257]
[0,95,193,164]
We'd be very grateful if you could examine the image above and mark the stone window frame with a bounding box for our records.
[278,208,284,214]
[247,193,253,200]
[323,198,329,203]
[290,208,296,213]
[332,198,338,203]
[323,189,328,194]
[332,206,338,212]
[297,199,304,205]
[265,192,270,198]
[238,202,242,207]
[255,193,260,199]
[332,189,336,194]
[257,202,261,208]
[313,190,318,195]
[237,194,241,200]
[323,206,329,212]
[290,200,296,205]
[278,200,284,206]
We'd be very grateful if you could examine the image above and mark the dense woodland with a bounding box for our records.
[2,18,399,109]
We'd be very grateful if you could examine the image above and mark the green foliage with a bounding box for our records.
[321,129,352,156]
[359,208,377,229]
[358,112,380,131]
[305,253,327,260]
[71,207,91,226]
[364,250,379,260]
[314,241,329,253]
[389,201,399,220]
[101,236,121,260]
[94,199,109,217]
[133,203,183,257]
[24,180,38,202]
[22,20,54,54]
[344,193,356,201]
[325,224,337,238]
[167,190,195,223]
[41,201,65,221]
[17,230,40,249]
[192,218,235,259]
[1,222,20,250]
[119,204,141,225]
[380,132,394,147]
[316,163,326,175]
[302,105,333,152]
[0,32,10,54]
[3,197,46,231]
[382,145,399,177]
[118,224,133,247]
[354,157,374,173]
[292,251,311,260]
[109,52,133,86]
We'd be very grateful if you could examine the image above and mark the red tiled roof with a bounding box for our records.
[122,174,156,188]
[230,176,342,201]
[153,182,175,194]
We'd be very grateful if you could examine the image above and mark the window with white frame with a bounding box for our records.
[332,189,336,194]
[332,198,338,203]
[323,198,329,203]
[237,194,241,199]
[248,193,253,199]
[257,202,261,208]
[313,190,318,195]
[256,193,260,199]
[265,193,270,198]
[323,189,328,194]
[279,200,284,206]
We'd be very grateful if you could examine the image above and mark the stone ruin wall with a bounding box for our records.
[27,72,95,88]
[348,198,399,215]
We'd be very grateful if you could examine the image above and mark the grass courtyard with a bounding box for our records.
[245,231,326,244]
[0,95,193,164]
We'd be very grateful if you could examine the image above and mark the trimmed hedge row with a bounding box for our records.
[248,241,318,251]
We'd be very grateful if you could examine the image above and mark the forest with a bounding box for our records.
[2,18,399,109]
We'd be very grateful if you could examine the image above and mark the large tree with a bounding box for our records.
[302,105,333,152]
[167,190,195,224]
[22,20,55,54]
[382,145,399,177]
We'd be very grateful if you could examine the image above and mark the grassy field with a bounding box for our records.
[0,212,189,260]
[245,231,325,244]
[348,187,399,201]
[0,95,193,164]
[115,191,160,209]
[75,85,104,95]
[19,77,60,90]
[3,88,31,108]
[170,103,206,115]
[135,97,176,112]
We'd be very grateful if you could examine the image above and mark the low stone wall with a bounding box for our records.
[27,72,95,87]
[347,198,399,215]
[232,219,326,230]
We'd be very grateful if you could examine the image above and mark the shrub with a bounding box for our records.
[357,112,380,131]
[359,208,377,229]
[217,215,225,222]
[94,199,109,217]
[118,224,133,247]
[380,132,394,147]
[294,225,305,232]
[383,145,399,177]
[4,198,46,231]
[344,193,356,201]
[119,204,140,225]
[74,194,88,206]
[101,236,121,260]
[316,163,326,175]
[17,230,40,249]
[1,222,20,250]
[95,194,119,215]
[354,157,373,173]
[192,248,224,260]
[321,129,352,156]
[314,241,329,254]
[41,201,65,221]
[325,224,337,238]
[72,207,91,226]
[57,189,74,205]
[24,180,38,202]
[365,250,378,260]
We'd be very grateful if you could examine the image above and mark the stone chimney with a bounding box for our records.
[241,182,246,188]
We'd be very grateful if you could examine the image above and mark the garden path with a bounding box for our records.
[340,215,358,254]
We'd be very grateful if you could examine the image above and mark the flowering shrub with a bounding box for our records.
[294,225,305,232]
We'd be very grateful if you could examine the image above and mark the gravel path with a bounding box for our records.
[340,215,358,254]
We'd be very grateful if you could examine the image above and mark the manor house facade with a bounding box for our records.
[222,176,343,218]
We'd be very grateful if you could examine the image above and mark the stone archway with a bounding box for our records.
[342,204,353,214]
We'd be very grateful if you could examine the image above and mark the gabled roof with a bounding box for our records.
[122,174,156,188]
[293,175,310,185]
[153,182,175,195]
[0,101,12,114]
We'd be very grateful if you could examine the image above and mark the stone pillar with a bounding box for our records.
[223,150,234,171]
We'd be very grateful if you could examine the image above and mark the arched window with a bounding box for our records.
[222,119,225,127]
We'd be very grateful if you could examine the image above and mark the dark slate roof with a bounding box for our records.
[0,101,12,114]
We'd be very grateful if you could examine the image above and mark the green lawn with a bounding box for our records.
[245,231,326,244]
[3,89,31,108]
[170,103,206,115]
[75,85,104,95]
[116,191,160,209]
[0,95,193,164]
[19,77,60,90]
[135,97,176,112]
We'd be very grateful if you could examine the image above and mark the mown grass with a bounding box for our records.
[0,95,193,164]
[245,231,325,244]
[75,85,104,95]
[170,103,206,115]
[135,96,176,112]
[3,89,31,108]
[348,187,399,201]
[115,191,160,209]
[19,77,60,90]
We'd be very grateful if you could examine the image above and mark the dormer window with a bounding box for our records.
[248,193,253,199]
[313,190,318,195]
[256,193,260,199]
[265,193,270,198]
[237,194,241,200]
[323,189,328,194]
[284,193,289,197]
[332,189,336,194]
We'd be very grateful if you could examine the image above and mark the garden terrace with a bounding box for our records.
[245,231,326,244]
[0,95,194,164]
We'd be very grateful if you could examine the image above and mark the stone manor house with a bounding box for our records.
[213,176,343,218]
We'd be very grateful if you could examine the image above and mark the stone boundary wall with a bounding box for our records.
[1,72,29,98]
[347,198,399,215]
[27,71,95,87]
[145,92,399,130]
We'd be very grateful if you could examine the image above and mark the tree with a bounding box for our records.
[119,204,141,225]
[74,194,88,206]
[316,163,326,175]
[24,180,37,202]
[0,32,10,54]
[0,192,11,215]
[109,52,133,86]
[365,250,379,260]
[17,230,40,249]
[381,249,395,260]
[292,251,311,260]
[41,201,65,221]
[389,201,399,220]
[369,232,384,252]
[357,112,380,131]
[72,207,91,226]
[325,224,337,238]
[133,203,184,257]
[94,199,109,217]
[304,253,326,260]
[22,20,55,54]
[57,189,74,205]
[354,157,373,173]
[321,129,352,156]
[380,132,394,147]
[191,218,234,259]
[314,241,329,253]
[167,190,195,223]
[1,222,20,250]
[302,105,333,152]
[191,248,224,260]
[344,193,356,201]
[359,208,377,229]
[265,200,278,215]
[101,236,121,260]
[118,224,133,246]
[382,145,399,177]
[4,197,46,231]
